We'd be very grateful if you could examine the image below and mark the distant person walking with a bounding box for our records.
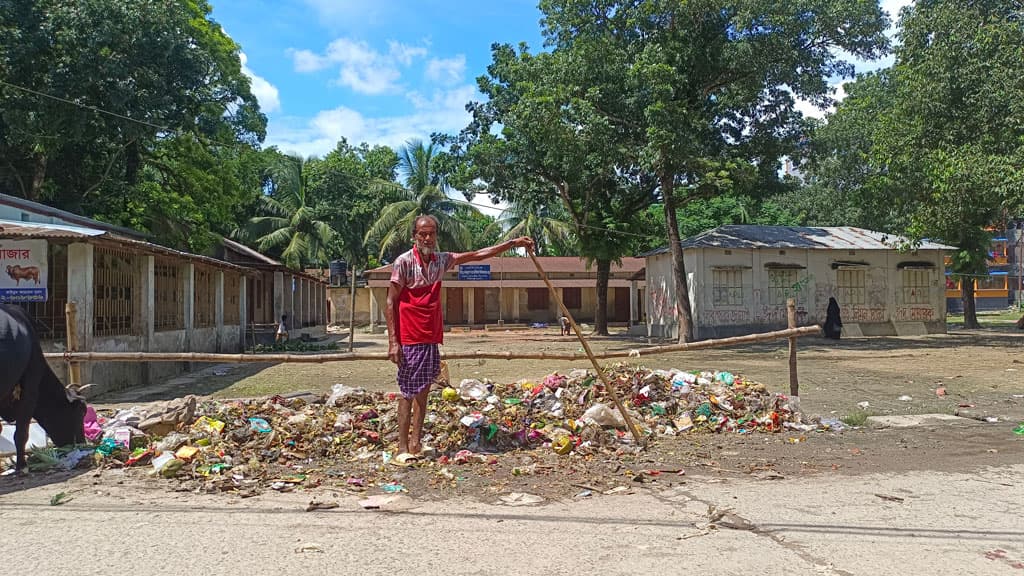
[559,315,571,336]
[275,314,289,342]
[823,297,842,339]
[386,215,533,463]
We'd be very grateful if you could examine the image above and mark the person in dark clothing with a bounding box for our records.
[823,297,843,339]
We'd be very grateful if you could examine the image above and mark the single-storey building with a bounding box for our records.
[364,256,646,329]
[1,219,250,394]
[215,238,328,332]
[0,192,329,394]
[642,225,952,340]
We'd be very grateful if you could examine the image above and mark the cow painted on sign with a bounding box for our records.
[6,265,41,286]
[0,304,86,472]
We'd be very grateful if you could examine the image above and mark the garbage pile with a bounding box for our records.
[10,364,828,489]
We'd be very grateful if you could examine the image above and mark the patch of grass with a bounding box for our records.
[840,410,869,427]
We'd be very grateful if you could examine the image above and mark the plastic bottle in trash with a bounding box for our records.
[670,373,692,395]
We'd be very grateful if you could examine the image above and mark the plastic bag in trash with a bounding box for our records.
[581,403,627,429]
[327,384,364,406]
[458,379,488,401]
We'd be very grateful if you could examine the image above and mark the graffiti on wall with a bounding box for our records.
[845,307,886,323]
[699,308,750,325]
[894,307,936,322]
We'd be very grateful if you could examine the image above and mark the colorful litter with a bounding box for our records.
[6,364,832,492]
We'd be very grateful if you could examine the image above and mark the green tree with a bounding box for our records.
[488,195,575,256]
[0,0,266,250]
[854,1,1022,327]
[234,153,338,270]
[534,0,889,341]
[365,140,476,259]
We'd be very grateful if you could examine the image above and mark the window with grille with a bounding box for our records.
[767,268,800,305]
[901,269,931,304]
[527,288,548,310]
[94,248,138,336]
[224,272,241,325]
[712,269,744,306]
[154,259,184,331]
[194,266,217,328]
[836,268,867,306]
[562,287,581,309]
[977,274,1007,291]
[17,243,68,340]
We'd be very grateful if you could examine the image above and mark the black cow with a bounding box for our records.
[0,304,86,472]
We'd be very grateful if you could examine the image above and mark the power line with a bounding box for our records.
[2,79,668,243]
[454,197,664,240]
[1,80,172,132]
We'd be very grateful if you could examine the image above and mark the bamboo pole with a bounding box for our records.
[348,269,356,353]
[787,298,799,397]
[43,325,822,364]
[527,251,644,445]
[64,302,82,386]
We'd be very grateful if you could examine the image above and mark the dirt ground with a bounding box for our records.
[100,324,1024,424]
[55,324,1021,504]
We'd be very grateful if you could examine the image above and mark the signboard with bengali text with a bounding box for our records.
[0,239,47,302]
[458,264,491,281]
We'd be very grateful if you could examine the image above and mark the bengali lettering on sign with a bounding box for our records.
[0,239,48,302]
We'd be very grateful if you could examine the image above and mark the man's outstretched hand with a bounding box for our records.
[511,236,535,253]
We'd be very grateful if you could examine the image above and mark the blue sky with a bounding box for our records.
[212,0,910,160]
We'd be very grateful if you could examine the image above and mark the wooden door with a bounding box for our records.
[613,287,630,322]
[474,288,486,324]
[446,287,464,324]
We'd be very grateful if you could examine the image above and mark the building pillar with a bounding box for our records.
[273,271,284,327]
[369,288,379,330]
[66,243,94,384]
[139,256,154,384]
[467,287,476,325]
[239,273,248,351]
[629,280,638,326]
[215,270,224,351]
[512,289,521,322]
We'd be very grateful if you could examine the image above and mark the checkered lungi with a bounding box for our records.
[397,343,440,398]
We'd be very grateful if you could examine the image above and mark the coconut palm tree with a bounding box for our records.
[233,153,338,269]
[365,140,475,260]
[487,195,575,255]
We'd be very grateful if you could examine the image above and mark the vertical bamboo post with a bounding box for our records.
[787,298,798,397]
[348,269,357,352]
[65,302,82,386]
[528,251,644,445]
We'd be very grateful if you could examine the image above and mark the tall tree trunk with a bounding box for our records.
[660,173,694,342]
[595,258,610,335]
[29,153,47,201]
[124,140,141,185]
[961,277,980,329]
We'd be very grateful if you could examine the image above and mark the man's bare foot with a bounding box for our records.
[409,442,422,455]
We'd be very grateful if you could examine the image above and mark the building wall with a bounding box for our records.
[13,240,254,394]
[646,248,947,340]
[327,285,372,325]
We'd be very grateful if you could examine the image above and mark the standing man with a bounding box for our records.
[387,215,533,461]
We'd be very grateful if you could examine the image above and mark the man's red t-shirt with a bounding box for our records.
[389,248,454,345]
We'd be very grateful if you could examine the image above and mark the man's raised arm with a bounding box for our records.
[450,237,535,267]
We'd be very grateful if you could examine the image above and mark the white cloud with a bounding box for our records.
[425,55,467,85]
[266,85,479,158]
[239,52,281,114]
[794,82,849,120]
[289,38,429,95]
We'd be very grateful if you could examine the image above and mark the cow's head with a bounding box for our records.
[35,377,87,447]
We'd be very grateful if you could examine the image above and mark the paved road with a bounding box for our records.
[3,462,1021,575]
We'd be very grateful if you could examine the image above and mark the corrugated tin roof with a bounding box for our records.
[0,220,250,273]
[221,237,282,266]
[640,225,955,256]
[0,192,149,239]
[366,255,645,276]
[0,220,106,239]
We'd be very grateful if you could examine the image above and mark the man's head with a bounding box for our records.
[412,215,439,257]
